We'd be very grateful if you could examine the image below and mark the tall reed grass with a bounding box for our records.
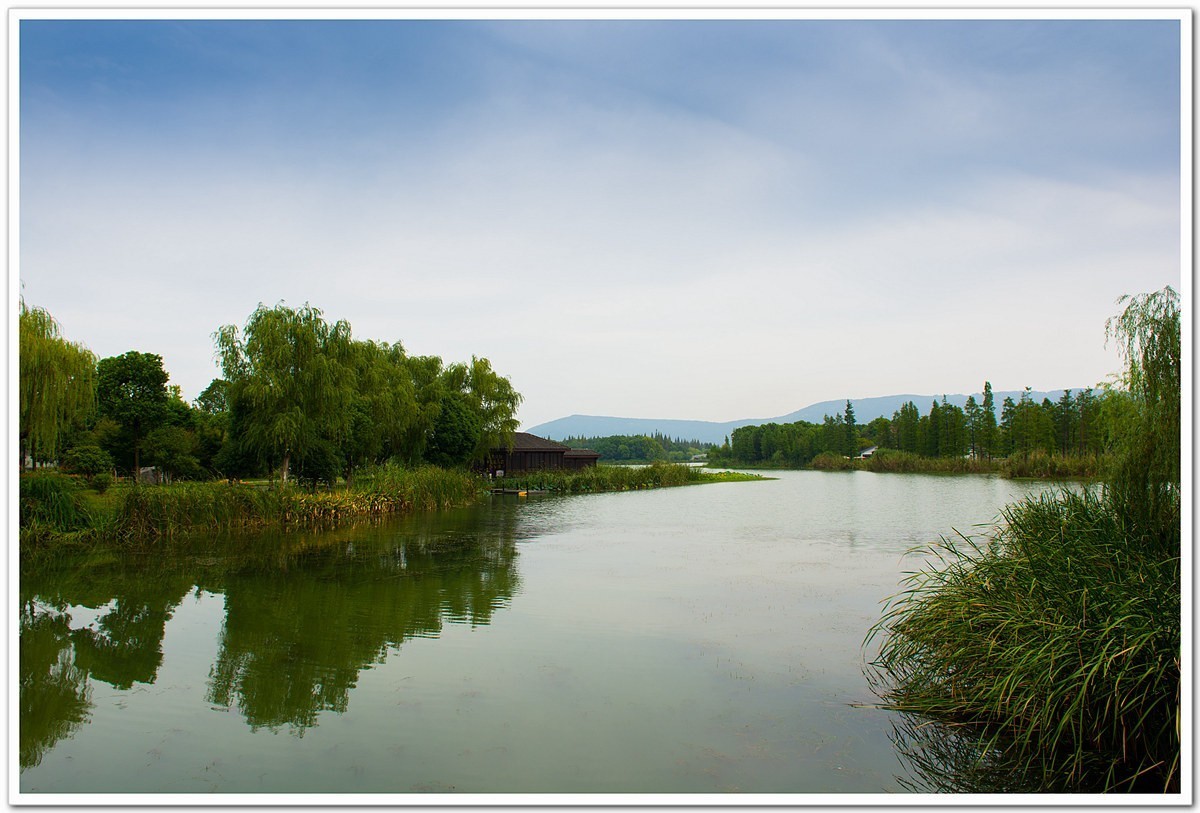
[1001,450,1106,480]
[493,462,757,494]
[22,465,486,544]
[861,449,997,474]
[811,449,1001,474]
[869,489,1179,792]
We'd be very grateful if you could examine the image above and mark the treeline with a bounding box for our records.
[562,433,711,463]
[708,382,1130,470]
[19,301,522,487]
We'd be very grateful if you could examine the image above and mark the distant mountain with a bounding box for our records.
[525,389,1085,445]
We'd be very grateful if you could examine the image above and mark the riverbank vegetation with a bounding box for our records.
[561,433,711,464]
[707,376,1126,479]
[805,448,1105,478]
[20,301,523,486]
[869,288,1180,792]
[20,465,484,546]
[493,462,763,494]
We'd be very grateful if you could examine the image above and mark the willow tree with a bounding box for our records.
[215,303,353,484]
[342,339,417,482]
[19,301,96,469]
[441,356,523,462]
[1105,285,1180,545]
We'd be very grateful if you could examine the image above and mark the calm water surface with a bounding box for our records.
[20,470,1059,797]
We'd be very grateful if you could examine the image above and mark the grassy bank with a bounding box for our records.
[493,462,764,494]
[21,463,763,546]
[731,448,1105,479]
[870,489,1179,791]
[20,466,484,546]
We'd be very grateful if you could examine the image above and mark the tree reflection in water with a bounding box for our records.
[19,499,526,764]
[19,606,92,770]
[205,527,519,732]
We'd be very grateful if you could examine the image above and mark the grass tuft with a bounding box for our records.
[869,489,1179,792]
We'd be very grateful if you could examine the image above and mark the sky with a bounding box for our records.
[16,14,1185,429]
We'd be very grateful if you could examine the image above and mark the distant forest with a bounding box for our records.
[707,382,1123,468]
[563,433,711,463]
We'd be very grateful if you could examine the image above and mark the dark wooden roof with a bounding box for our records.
[508,432,571,452]
[564,448,600,458]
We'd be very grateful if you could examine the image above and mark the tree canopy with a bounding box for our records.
[19,301,96,468]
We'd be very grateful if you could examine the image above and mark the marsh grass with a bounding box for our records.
[494,462,761,493]
[1001,450,1107,480]
[20,472,91,531]
[811,449,1000,474]
[869,489,1180,792]
[21,465,484,544]
[861,450,997,474]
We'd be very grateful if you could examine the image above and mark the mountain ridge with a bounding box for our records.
[525,389,1089,444]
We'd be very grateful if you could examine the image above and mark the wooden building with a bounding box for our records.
[484,432,599,476]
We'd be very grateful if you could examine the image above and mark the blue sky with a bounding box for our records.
[18,16,1185,428]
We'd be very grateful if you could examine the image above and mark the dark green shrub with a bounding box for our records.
[90,472,114,494]
[60,444,113,478]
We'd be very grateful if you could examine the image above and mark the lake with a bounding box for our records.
[19,470,1061,799]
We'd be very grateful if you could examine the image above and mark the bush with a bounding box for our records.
[60,444,113,478]
[809,451,854,471]
[90,472,114,494]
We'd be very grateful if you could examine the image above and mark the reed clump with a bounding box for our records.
[351,464,483,512]
[809,451,856,471]
[494,462,758,493]
[115,481,285,539]
[870,490,1179,791]
[27,465,486,543]
[861,449,998,474]
[19,471,100,546]
[1001,450,1106,480]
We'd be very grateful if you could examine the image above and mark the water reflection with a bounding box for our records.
[885,712,1038,793]
[20,501,525,762]
[205,518,521,733]
[19,606,92,770]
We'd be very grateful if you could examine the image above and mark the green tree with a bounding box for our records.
[343,340,417,481]
[964,395,981,459]
[893,401,921,454]
[1105,286,1180,541]
[844,400,857,456]
[194,379,229,416]
[1053,390,1077,453]
[425,391,483,467]
[397,355,446,466]
[143,425,204,482]
[215,303,354,484]
[97,351,170,476]
[997,396,1017,457]
[865,416,892,449]
[980,381,998,460]
[60,444,113,479]
[19,301,97,469]
[441,357,522,462]
[1075,387,1101,455]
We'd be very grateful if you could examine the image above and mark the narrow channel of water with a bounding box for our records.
[19,470,1059,796]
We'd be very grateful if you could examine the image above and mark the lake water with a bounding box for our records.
[19,470,1060,800]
